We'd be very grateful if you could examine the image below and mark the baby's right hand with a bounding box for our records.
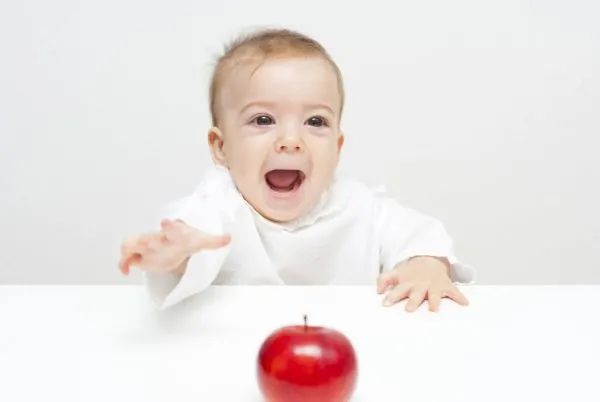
[119,218,231,276]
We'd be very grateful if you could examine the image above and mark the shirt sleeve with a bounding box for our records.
[374,194,475,284]
[142,192,232,310]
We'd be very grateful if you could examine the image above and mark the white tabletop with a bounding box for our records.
[1,285,599,402]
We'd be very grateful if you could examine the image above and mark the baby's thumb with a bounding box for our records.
[197,233,231,250]
[376,270,396,294]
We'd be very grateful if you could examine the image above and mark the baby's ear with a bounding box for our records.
[208,127,227,166]
[337,132,345,153]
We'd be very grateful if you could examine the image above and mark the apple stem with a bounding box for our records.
[303,314,307,329]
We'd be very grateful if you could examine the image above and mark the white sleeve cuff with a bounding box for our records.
[446,256,476,285]
[143,271,181,306]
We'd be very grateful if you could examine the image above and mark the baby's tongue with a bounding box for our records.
[266,170,298,190]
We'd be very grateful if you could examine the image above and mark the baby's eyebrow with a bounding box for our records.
[239,101,276,114]
[306,103,335,115]
[239,101,335,115]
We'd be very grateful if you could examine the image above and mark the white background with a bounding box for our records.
[1,0,598,285]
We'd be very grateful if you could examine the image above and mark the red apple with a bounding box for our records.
[256,315,358,402]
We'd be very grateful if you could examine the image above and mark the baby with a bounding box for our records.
[119,28,475,311]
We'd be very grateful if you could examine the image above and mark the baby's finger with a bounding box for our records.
[427,288,443,312]
[376,270,399,294]
[161,219,189,242]
[405,283,429,312]
[118,256,130,275]
[382,282,412,306]
[119,253,141,275]
[121,237,147,255]
[444,286,470,306]
[160,218,178,237]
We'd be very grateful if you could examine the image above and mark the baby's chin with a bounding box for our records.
[254,197,313,224]
[256,208,303,224]
[254,185,322,224]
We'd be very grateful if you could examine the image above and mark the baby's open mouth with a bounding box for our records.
[265,169,306,192]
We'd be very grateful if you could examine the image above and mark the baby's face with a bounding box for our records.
[212,57,344,223]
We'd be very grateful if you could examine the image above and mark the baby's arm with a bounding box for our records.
[141,193,232,309]
[374,194,475,284]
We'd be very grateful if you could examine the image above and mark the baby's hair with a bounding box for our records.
[208,27,345,127]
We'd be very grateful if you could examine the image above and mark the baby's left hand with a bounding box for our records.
[376,256,469,312]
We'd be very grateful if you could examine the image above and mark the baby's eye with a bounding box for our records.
[251,115,274,125]
[305,116,328,127]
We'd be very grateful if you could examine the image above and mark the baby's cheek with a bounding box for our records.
[228,145,260,170]
[314,147,340,172]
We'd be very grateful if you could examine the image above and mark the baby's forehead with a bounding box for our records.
[225,55,336,83]
[218,56,342,107]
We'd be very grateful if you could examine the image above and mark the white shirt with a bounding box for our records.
[144,166,475,309]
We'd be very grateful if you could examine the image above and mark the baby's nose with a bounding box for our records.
[275,135,304,153]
